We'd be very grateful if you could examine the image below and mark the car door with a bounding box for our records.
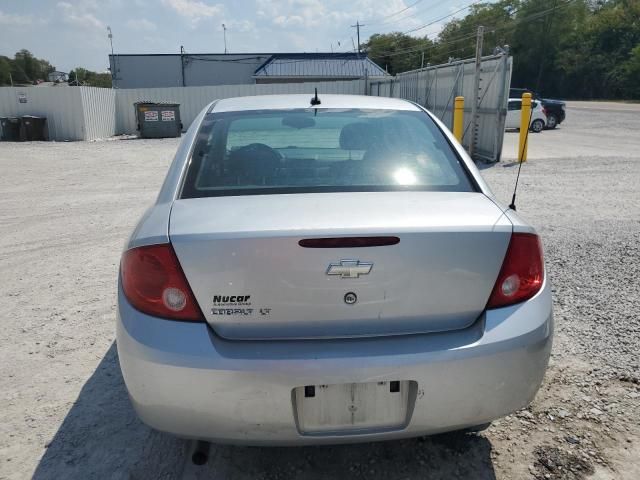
[506,100,521,129]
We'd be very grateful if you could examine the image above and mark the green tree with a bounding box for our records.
[12,49,54,83]
[510,0,591,96]
[585,0,639,98]
[620,45,640,98]
[364,33,435,74]
[68,67,112,88]
[363,0,640,99]
[434,0,519,64]
[0,56,12,85]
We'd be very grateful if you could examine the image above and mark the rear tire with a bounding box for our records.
[530,119,544,133]
[546,113,558,129]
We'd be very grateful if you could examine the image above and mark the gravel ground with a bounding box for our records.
[0,102,639,480]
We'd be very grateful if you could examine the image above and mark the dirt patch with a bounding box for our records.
[533,445,595,479]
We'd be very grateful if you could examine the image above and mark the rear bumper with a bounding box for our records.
[116,281,553,445]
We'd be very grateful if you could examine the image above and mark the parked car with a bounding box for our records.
[506,97,547,133]
[510,88,566,129]
[117,94,553,447]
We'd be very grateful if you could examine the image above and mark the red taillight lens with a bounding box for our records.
[486,233,544,309]
[121,244,204,321]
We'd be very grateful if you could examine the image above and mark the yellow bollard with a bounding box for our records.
[518,92,532,162]
[453,96,464,143]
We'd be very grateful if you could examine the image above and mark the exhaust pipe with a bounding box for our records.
[191,440,210,465]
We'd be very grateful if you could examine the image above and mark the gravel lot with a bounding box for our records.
[1,102,639,479]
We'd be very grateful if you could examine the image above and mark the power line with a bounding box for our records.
[354,0,481,54]
[398,42,478,62]
[372,30,477,58]
[335,0,467,53]
[401,1,484,35]
[360,2,484,58]
[364,0,425,26]
[481,0,577,37]
[366,0,451,28]
[473,0,576,37]
[373,0,577,60]
[370,35,479,64]
[425,5,516,44]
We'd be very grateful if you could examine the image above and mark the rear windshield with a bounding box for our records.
[180,108,475,198]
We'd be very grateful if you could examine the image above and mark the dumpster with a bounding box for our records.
[0,117,23,141]
[21,116,47,141]
[134,102,182,138]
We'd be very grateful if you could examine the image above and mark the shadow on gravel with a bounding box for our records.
[475,161,501,171]
[32,343,189,480]
[184,433,497,480]
[476,160,521,171]
[33,343,497,480]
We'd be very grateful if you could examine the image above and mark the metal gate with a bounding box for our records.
[369,52,512,163]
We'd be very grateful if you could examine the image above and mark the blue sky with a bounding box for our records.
[0,0,467,72]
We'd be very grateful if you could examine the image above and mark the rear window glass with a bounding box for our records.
[180,108,475,198]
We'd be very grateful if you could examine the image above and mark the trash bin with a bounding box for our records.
[0,117,23,141]
[134,102,182,138]
[21,116,47,141]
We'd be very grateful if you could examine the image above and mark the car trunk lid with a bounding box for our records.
[169,192,511,340]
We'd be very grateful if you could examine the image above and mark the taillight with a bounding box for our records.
[121,244,204,321]
[486,233,544,309]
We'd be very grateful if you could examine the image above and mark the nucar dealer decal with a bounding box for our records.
[211,295,263,316]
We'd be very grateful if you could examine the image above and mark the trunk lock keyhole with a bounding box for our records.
[344,292,357,305]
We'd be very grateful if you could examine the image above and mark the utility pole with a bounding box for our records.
[107,26,116,88]
[350,20,364,53]
[421,51,425,69]
[222,23,227,53]
[107,26,114,58]
[180,45,186,87]
[469,25,484,159]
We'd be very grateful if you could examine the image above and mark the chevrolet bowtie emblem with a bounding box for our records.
[326,260,373,279]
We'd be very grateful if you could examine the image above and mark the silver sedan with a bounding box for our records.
[116,94,552,446]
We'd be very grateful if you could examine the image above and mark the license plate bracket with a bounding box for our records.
[294,380,413,434]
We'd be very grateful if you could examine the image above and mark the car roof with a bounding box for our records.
[210,94,421,113]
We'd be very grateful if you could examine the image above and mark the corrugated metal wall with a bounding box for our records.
[114,80,366,134]
[369,54,512,162]
[0,81,364,141]
[80,87,116,140]
[1,69,510,160]
[0,86,116,141]
[0,87,85,141]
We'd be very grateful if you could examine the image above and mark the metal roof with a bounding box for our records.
[210,94,418,113]
[253,53,388,78]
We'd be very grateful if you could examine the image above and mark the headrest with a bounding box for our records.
[339,122,372,150]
